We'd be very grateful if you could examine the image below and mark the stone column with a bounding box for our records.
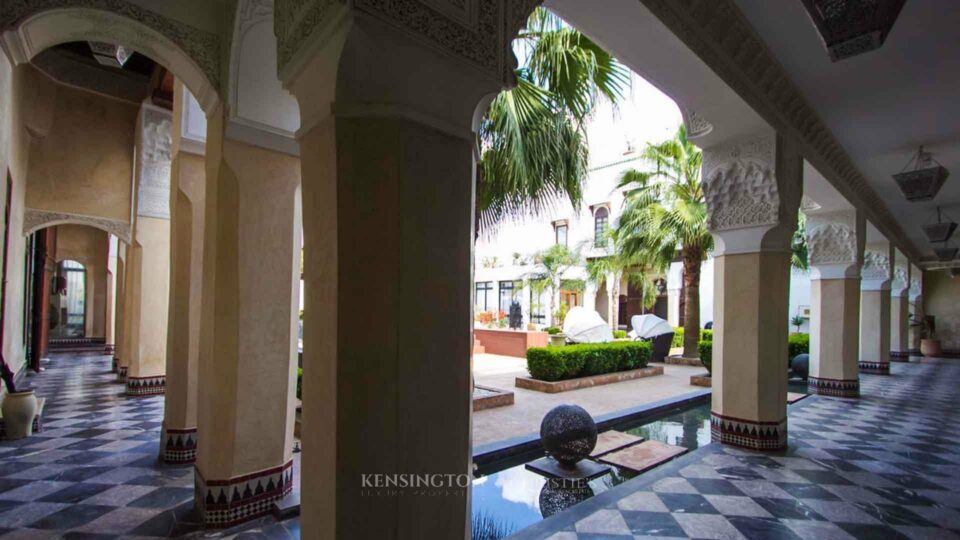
[806,210,864,397]
[114,242,127,377]
[193,105,301,528]
[701,131,801,451]
[124,103,172,397]
[286,13,501,538]
[160,83,206,464]
[105,235,117,355]
[890,257,910,361]
[908,268,922,353]
[859,243,892,375]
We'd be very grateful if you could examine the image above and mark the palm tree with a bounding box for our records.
[616,125,711,359]
[534,244,581,327]
[476,8,629,235]
[791,213,809,271]
[586,229,656,331]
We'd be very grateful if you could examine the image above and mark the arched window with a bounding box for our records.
[594,207,609,247]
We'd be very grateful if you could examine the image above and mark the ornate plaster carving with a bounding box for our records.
[23,208,131,243]
[275,0,342,72]
[909,278,921,298]
[861,250,891,281]
[681,108,713,139]
[800,195,822,213]
[807,223,857,265]
[633,0,918,262]
[891,266,909,291]
[137,107,173,220]
[702,135,779,232]
[0,0,221,94]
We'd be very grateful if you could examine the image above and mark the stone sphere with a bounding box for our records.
[540,404,598,467]
[791,353,809,380]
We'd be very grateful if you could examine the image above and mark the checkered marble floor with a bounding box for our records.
[509,358,960,540]
[0,354,299,539]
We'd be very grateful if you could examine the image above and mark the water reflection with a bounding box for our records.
[471,403,713,540]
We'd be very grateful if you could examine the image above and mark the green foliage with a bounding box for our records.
[297,368,303,400]
[792,213,809,271]
[698,340,713,375]
[477,8,629,234]
[560,278,586,293]
[671,328,711,348]
[526,341,651,381]
[544,326,562,335]
[613,329,628,339]
[788,333,810,359]
[790,315,805,332]
[554,302,570,327]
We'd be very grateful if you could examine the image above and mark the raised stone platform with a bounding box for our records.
[516,366,664,394]
[666,355,703,367]
[525,456,611,481]
[472,384,514,411]
[598,440,688,474]
[690,373,711,387]
[590,430,644,458]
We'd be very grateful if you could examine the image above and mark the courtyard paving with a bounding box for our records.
[473,353,705,448]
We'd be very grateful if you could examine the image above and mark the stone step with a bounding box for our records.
[598,440,688,474]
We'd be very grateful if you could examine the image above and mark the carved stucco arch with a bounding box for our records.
[0,4,220,114]
[23,209,131,245]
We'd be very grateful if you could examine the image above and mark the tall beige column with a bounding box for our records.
[701,131,801,452]
[114,243,127,376]
[908,266,922,353]
[806,210,864,397]
[286,13,500,538]
[161,83,206,464]
[193,105,301,528]
[890,255,910,360]
[859,243,892,375]
[125,103,173,397]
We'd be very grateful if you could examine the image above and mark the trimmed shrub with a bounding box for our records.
[698,340,713,375]
[672,327,713,348]
[788,333,810,359]
[297,368,303,400]
[544,326,562,335]
[613,330,628,339]
[527,341,652,381]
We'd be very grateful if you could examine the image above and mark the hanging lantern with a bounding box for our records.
[800,0,906,61]
[934,246,958,262]
[922,207,957,243]
[893,146,950,202]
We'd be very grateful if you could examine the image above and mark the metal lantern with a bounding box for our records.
[800,0,906,61]
[922,208,958,243]
[893,146,950,202]
[935,247,958,262]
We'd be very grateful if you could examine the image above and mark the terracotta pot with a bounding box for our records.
[549,334,566,347]
[920,339,942,357]
[1,390,38,440]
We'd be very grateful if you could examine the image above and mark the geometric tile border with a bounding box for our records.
[709,412,786,451]
[858,360,890,375]
[125,374,166,397]
[116,364,128,383]
[161,425,198,464]
[890,350,910,361]
[196,459,294,528]
[807,375,859,398]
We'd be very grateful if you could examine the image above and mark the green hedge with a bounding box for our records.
[527,341,652,382]
[698,340,713,375]
[671,327,713,348]
[297,368,303,400]
[788,333,810,359]
[613,330,627,339]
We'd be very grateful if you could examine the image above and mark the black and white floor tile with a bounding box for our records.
[509,358,960,540]
[0,354,299,539]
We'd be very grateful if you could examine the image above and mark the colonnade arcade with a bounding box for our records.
[0,0,930,538]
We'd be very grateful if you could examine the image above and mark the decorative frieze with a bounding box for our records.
[909,278,921,299]
[116,365,128,383]
[161,426,198,464]
[861,250,891,282]
[682,108,712,139]
[891,266,909,294]
[858,361,890,375]
[125,375,166,397]
[196,460,294,528]
[890,350,910,361]
[137,106,173,219]
[808,376,859,398]
[710,412,786,451]
[701,135,779,232]
[808,223,858,265]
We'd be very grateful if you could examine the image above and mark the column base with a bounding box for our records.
[105,344,115,355]
[890,351,910,362]
[858,361,890,375]
[710,412,787,451]
[160,426,197,464]
[116,365,128,383]
[196,460,294,528]
[125,375,166,397]
[808,376,859,397]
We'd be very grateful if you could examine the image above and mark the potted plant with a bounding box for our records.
[919,315,942,357]
[1,355,38,440]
